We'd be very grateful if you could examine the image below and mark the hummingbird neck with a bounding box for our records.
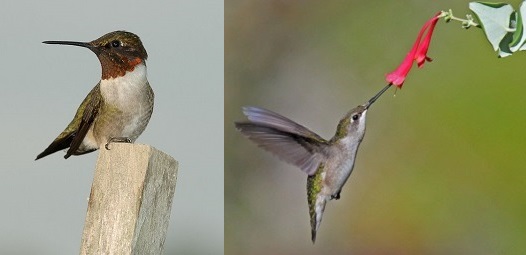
[332,118,350,141]
[99,55,145,80]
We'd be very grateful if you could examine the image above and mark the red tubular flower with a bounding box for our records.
[386,12,441,88]
[385,51,414,87]
[415,14,440,67]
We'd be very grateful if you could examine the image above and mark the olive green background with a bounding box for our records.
[226,0,526,254]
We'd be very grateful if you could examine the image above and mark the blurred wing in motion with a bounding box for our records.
[235,106,328,176]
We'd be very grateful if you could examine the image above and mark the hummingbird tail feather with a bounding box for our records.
[309,195,328,243]
[307,170,328,243]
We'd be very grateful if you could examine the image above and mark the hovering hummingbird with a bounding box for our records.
[36,31,154,160]
[235,85,391,243]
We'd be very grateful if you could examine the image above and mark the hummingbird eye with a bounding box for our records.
[352,114,359,121]
[111,40,121,48]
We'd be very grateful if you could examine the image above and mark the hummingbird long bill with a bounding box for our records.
[235,85,391,243]
[36,31,154,160]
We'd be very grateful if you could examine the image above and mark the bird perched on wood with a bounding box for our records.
[36,31,154,160]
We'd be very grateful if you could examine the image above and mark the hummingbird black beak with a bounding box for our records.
[42,41,93,50]
[364,84,391,109]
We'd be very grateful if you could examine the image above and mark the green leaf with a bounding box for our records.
[469,2,514,51]
[520,38,526,50]
[474,2,513,8]
[509,2,526,51]
[498,32,514,57]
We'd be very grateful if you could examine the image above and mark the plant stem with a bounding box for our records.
[441,9,480,29]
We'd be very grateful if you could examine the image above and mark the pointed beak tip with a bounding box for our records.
[41,40,92,49]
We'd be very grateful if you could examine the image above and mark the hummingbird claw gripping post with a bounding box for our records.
[105,137,132,150]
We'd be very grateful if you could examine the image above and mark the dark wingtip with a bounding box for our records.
[311,229,317,244]
[35,151,47,161]
[234,122,246,133]
[235,106,253,130]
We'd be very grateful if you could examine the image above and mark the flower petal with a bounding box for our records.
[415,14,440,67]
[386,13,441,88]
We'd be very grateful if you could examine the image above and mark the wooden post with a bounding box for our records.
[80,143,178,255]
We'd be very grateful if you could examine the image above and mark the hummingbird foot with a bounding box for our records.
[105,137,132,150]
[331,192,341,200]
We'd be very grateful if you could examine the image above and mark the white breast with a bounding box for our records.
[99,63,148,108]
[98,63,152,139]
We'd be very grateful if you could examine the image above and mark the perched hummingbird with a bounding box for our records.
[235,85,391,243]
[36,31,154,160]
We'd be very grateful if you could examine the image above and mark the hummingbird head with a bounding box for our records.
[43,31,148,80]
[333,85,391,141]
[334,105,368,141]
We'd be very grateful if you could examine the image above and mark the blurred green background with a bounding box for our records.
[226,0,526,254]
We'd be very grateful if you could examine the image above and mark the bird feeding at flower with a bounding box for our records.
[235,85,391,243]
